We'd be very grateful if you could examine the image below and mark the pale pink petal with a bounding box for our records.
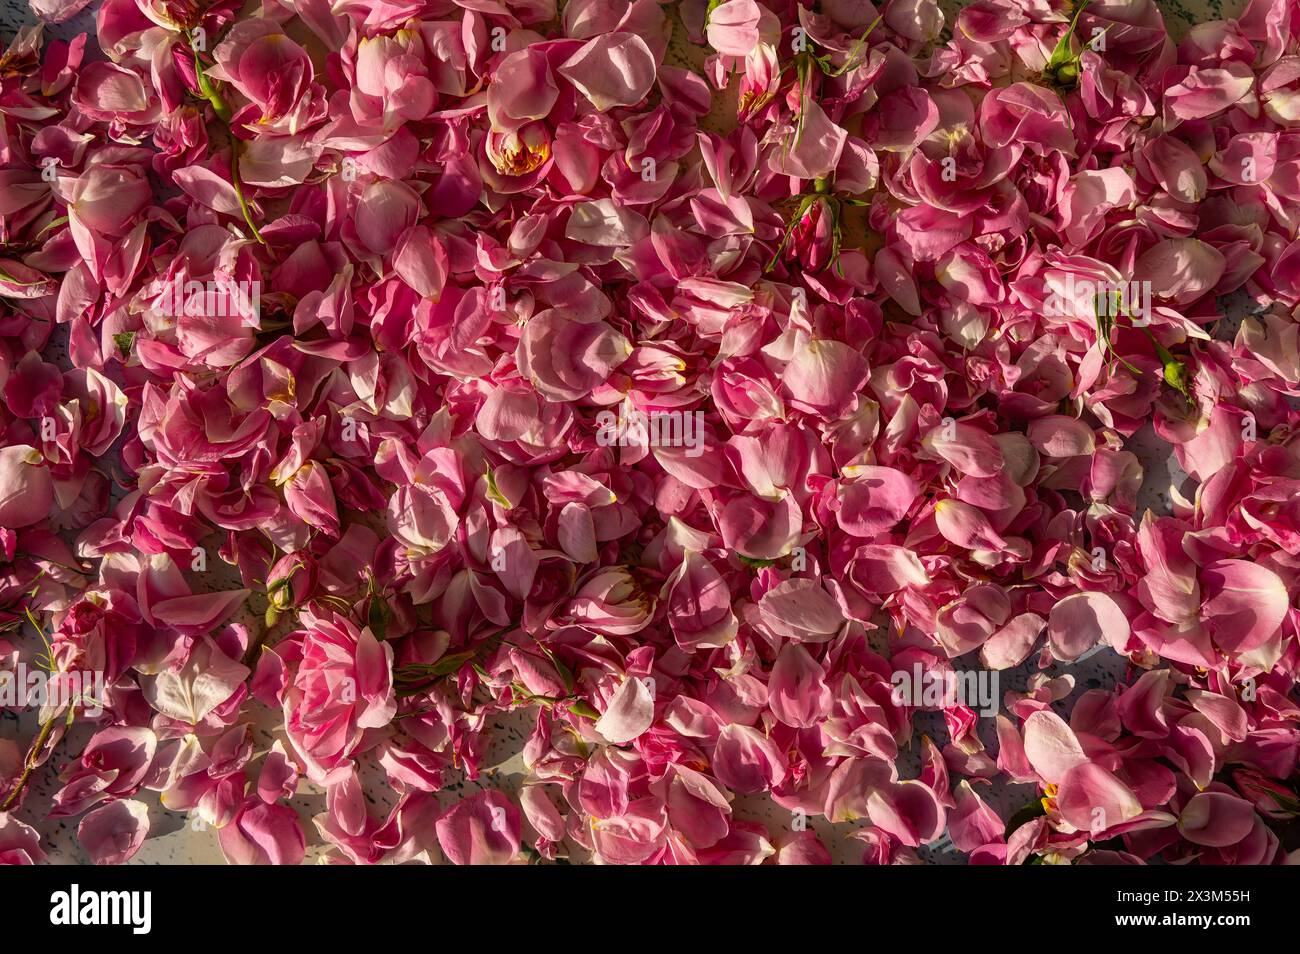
[77,799,150,865]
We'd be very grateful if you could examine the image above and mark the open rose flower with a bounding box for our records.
[277,610,396,783]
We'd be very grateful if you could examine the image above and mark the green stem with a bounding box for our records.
[816,16,883,78]
[194,64,231,123]
[188,31,265,245]
[228,143,266,245]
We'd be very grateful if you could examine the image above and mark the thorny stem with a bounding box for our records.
[0,717,55,812]
[0,608,61,812]
[771,17,882,270]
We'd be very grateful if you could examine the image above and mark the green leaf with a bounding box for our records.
[485,468,512,509]
[1147,335,1191,396]
[1004,798,1047,839]
[367,596,390,640]
[1163,358,1190,395]
[0,267,45,287]
[1046,0,1091,71]
[1043,0,1092,89]
[568,700,599,719]
[34,216,68,240]
[539,644,575,693]
[394,653,473,681]
[429,649,477,677]
[112,332,135,359]
[1264,791,1300,816]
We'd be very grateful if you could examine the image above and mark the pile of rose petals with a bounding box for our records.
[1,0,1300,866]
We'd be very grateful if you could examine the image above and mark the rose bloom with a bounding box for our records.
[564,567,655,636]
[282,609,396,783]
[50,588,145,684]
[483,122,553,192]
[785,196,835,272]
